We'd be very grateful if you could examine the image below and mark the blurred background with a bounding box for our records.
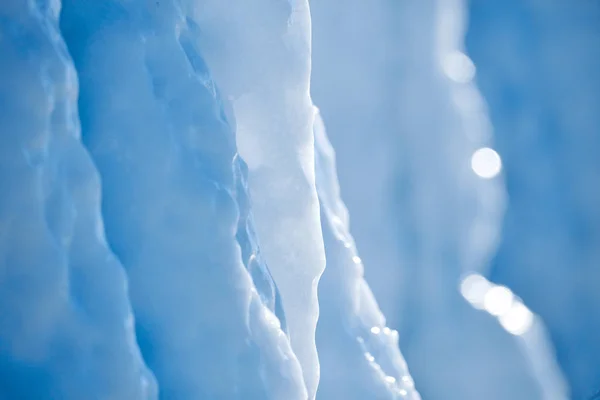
[310,0,600,399]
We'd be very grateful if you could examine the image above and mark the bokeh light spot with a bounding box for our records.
[471,147,502,179]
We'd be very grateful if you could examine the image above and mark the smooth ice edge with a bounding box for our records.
[191,1,326,397]
[314,108,421,400]
[0,1,157,398]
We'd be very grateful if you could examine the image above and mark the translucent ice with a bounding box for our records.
[59,1,306,398]
[192,1,326,396]
[9,0,596,399]
[314,109,420,400]
[0,1,156,398]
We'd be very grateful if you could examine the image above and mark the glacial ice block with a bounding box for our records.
[192,1,326,396]
[59,1,306,398]
[314,110,421,400]
[0,1,156,399]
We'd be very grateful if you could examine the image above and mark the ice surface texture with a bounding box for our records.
[0,1,156,398]
[58,0,306,398]
[191,1,326,397]
[0,0,416,399]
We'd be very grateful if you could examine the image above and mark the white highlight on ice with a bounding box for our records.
[483,286,514,317]
[500,302,534,336]
[193,1,325,397]
[460,274,532,336]
[461,273,568,398]
[442,50,476,83]
[460,273,491,309]
[471,147,502,179]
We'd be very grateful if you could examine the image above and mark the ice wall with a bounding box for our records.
[191,1,326,397]
[467,1,600,397]
[7,0,594,398]
[57,0,309,398]
[2,0,400,397]
[0,1,157,398]
[0,0,432,398]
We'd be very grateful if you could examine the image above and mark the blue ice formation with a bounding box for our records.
[58,0,306,398]
[192,3,327,395]
[0,0,417,399]
[467,1,600,398]
[0,2,157,398]
[312,0,571,399]
[314,109,420,400]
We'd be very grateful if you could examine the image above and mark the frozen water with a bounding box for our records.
[3,0,596,399]
[0,2,413,398]
[0,1,156,398]
[58,0,307,398]
[314,108,420,400]
[191,1,326,397]
[312,0,570,399]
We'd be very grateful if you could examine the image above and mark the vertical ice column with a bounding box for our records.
[387,0,561,398]
[191,1,326,396]
[0,1,156,399]
[60,1,306,398]
[466,1,600,397]
[314,109,421,400]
